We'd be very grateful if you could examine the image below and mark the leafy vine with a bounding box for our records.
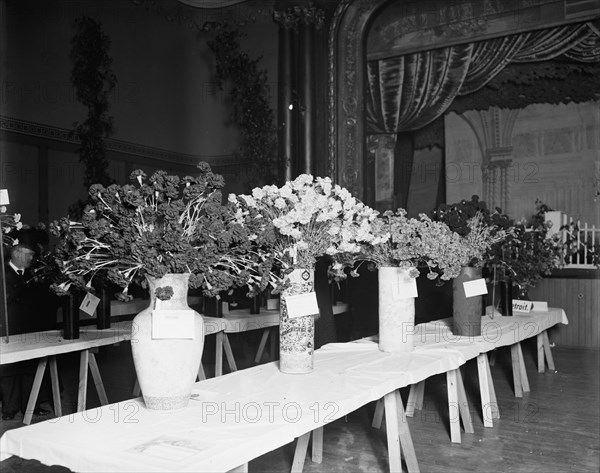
[204,23,278,187]
[70,16,117,191]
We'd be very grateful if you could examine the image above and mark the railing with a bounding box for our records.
[547,211,599,269]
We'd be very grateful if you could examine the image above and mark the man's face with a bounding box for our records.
[11,246,36,270]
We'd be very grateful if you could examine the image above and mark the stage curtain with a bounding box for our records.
[366,21,600,135]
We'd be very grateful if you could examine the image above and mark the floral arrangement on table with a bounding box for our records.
[486,201,577,291]
[0,207,23,247]
[1,207,48,255]
[430,195,512,270]
[228,174,380,292]
[329,209,466,282]
[49,162,266,300]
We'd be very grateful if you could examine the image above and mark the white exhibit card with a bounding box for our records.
[513,300,534,313]
[532,301,549,311]
[0,189,9,205]
[284,292,319,319]
[79,292,100,318]
[391,276,418,300]
[152,309,195,339]
[463,278,488,298]
[221,302,230,315]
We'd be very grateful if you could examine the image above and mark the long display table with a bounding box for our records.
[0,317,226,425]
[0,308,568,473]
[0,339,467,472]
[406,308,568,428]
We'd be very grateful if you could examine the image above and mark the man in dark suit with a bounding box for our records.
[0,228,54,420]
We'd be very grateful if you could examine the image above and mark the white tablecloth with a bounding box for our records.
[0,308,568,472]
[1,316,227,366]
[0,341,466,472]
[414,308,568,360]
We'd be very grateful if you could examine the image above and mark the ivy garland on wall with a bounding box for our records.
[204,23,278,186]
[70,16,117,191]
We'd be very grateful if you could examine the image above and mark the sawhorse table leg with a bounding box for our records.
[384,390,420,473]
[222,333,238,372]
[23,355,62,425]
[537,330,555,373]
[477,353,499,427]
[406,381,425,417]
[374,379,424,427]
[215,332,223,377]
[254,328,271,364]
[214,331,237,376]
[77,350,109,412]
[446,368,474,443]
[291,427,324,473]
[510,342,530,398]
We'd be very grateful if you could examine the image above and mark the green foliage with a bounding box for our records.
[70,16,117,191]
[486,201,563,288]
[205,25,278,187]
[48,163,269,298]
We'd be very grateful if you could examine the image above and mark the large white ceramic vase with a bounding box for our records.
[378,267,416,353]
[131,273,204,410]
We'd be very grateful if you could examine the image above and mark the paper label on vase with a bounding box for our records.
[79,292,100,318]
[0,189,9,205]
[513,300,533,313]
[391,277,418,300]
[152,309,194,339]
[463,278,488,298]
[532,301,548,312]
[284,292,319,318]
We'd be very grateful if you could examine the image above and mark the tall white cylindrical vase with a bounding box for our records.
[378,267,416,353]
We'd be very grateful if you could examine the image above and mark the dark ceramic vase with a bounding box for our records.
[499,280,513,316]
[62,293,80,340]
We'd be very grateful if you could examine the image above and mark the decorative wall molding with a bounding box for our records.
[131,0,274,30]
[0,115,242,168]
[273,6,325,30]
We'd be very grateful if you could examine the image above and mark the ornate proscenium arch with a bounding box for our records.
[328,0,386,200]
[328,0,600,202]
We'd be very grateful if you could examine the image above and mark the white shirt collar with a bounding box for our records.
[8,261,24,274]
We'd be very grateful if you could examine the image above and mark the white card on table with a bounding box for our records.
[284,292,319,319]
[79,292,100,318]
[463,278,488,298]
[391,276,418,300]
[532,301,548,311]
[0,189,9,205]
[512,300,533,313]
[152,309,195,339]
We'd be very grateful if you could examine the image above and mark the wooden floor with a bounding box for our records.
[1,334,599,473]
